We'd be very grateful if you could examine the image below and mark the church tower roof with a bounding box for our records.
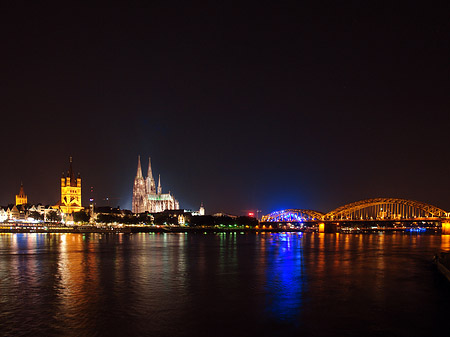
[67,156,75,180]
[157,174,162,194]
[18,182,25,197]
[147,157,154,181]
[66,157,78,187]
[136,155,143,178]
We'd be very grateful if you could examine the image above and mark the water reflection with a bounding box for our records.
[263,233,304,323]
[441,234,450,251]
[1,233,450,337]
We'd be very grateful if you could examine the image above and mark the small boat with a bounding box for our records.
[433,252,450,282]
[406,227,426,233]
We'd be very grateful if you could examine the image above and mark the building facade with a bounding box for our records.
[59,157,83,214]
[132,156,179,213]
[15,183,27,205]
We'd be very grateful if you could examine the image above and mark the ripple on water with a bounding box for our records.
[0,233,449,337]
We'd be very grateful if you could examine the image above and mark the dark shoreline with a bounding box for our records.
[0,227,441,234]
[0,227,305,234]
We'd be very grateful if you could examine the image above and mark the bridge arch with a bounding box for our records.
[324,198,447,220]
[261,209,325,222]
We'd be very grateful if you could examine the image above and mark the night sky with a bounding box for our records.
[1,2,449,215]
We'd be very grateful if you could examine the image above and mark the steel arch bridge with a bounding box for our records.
[261,209,324,222]
[262,198,448,222]
[324,198,447,220]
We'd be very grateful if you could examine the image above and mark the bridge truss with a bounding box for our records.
[262,198,448,222]
[261,209,324,222]
[324,198,447,220]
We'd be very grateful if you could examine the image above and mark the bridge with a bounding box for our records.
[261,198,450,234]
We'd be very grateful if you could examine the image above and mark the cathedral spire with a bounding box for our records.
[146,157,156,194]
[157,174,162,194]
[147,157,154,180]
[68,156,75,180]
[132,155,146,214]
[136,155,143,178]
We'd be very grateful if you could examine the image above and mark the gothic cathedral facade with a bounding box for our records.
[132,156,179,213]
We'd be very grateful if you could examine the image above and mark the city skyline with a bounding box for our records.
[0,3,448,215]
[3,157,450,218]
[1,4,449,337]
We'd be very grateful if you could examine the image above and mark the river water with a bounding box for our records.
[0,232,449,337]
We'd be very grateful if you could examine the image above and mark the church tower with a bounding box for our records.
[199,202,205,216]
[157,174,162,194]
[132,156,147,213]
[60,157,83,214]
[145,157,156,194]
[15,183,27,205]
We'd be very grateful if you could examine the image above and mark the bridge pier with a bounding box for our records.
[319,223,337,233]
[442,222,450,235]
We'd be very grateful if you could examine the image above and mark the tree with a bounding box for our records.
[190,215,215,227]
[122,214,139,224]
[46,210,61,222]
[29,211,44,221]
[237,216,259,227]
[153,213,170,226]
[96,213,116,224]
[73,211,90,223]
[137,213,153,225]
[215,216,234,226]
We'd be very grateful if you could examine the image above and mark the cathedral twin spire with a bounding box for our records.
[135,155,161,195]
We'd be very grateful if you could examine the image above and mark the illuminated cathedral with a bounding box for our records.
[132,156,179,213]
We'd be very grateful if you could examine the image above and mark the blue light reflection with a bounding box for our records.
[264,233,305,323]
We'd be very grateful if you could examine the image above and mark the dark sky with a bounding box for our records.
[1,2,449,215]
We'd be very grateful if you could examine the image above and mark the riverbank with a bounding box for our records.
[0,226,305,234]
[0,226,443,234]
[434,252,450,282]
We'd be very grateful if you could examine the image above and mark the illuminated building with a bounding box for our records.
[191,203,206,216]
[132,156,179,213]
[15,183,27,205]
[212,212,237,218]
[9,205,20,219]
[0,208,7,222]
[59,157,83,214]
